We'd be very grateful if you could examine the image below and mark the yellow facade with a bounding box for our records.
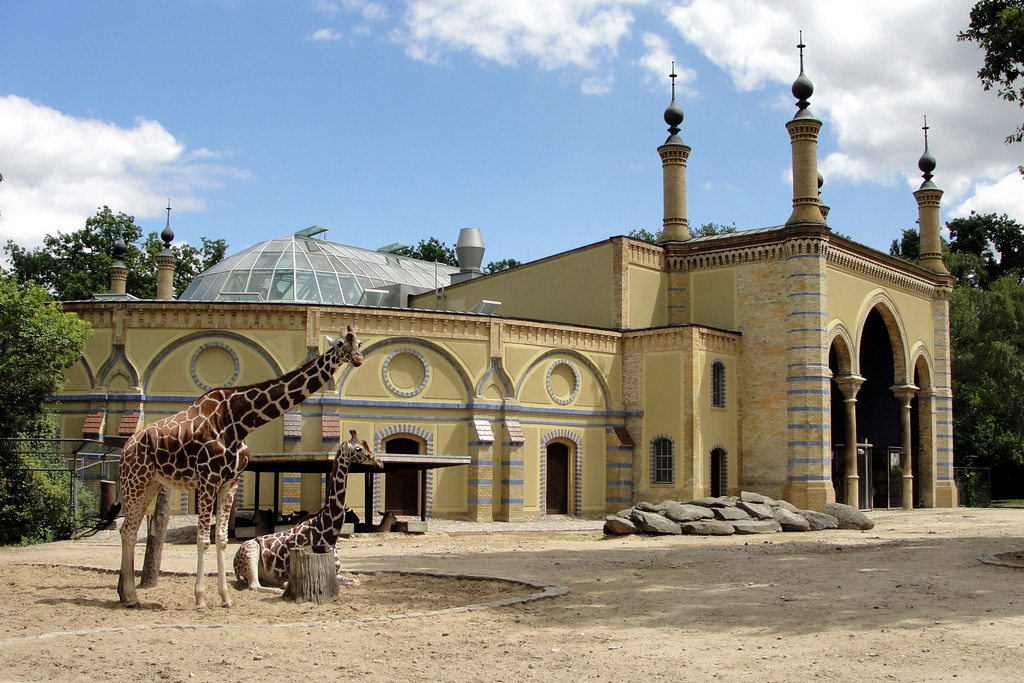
[53,79,957,518]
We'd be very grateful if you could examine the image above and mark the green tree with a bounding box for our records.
[959,0,1024,149]
[947,211,1024,287]
[889,228,921,263]
[941,212,1024,495]
[628,223,738,244]
[627,228,659,243]
[4,206,228,300]
[0,275,92,437]
[397,237,457,266]
[485,258,522,273]
[691,222,738,238]
[0,274,92,544]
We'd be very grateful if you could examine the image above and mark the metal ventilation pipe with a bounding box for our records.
[451,228,485,284]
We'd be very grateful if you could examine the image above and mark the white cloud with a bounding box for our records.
[398,0,644,70]
[638,32,696,94]
[952,171,1024,219]
[663,0,1024,223]
[0,95,245,250]
[309,0,389,21]
[581,73,614,95]
[309,27,343,41]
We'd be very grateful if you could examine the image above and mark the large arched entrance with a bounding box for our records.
[857,308,904,509]
[384,437,421,515]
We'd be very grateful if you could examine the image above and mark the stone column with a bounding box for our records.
[658,143,692,242]
[834,375,865,507]
[156,249,176,300]
[498,418,526,522]
[891,384,919,510]
[785,116,826,226]
[467,415,495,522]
[156,205,176,300]
[915,183,947,274]
[109,261,128,295]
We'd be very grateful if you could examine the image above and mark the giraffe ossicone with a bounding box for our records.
[116,326,364,609]
[233,430,383,591]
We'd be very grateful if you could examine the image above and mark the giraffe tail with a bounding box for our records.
[75,501,122,538]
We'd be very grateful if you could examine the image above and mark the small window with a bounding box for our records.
[653,437,674,484]
[712,360,726,408]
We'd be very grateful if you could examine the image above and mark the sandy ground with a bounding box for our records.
[0,508,1023,682]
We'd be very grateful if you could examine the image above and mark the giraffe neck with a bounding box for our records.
[227,344,346,434]
[306,456,352,547]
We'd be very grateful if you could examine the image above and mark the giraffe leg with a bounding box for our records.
[194,489,214,610]
[233,539,263,590]
[117,479,161,607]
[214,483,236,607]
[334,549,361,587]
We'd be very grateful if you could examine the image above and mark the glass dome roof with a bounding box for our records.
[179,227,459,305]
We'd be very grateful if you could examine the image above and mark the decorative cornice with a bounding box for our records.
[624,239,664,270]
[622,325,740,355]
[826,244,936,298]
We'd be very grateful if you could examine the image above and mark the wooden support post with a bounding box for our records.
[139,486,170,588]
[99,480,117,529]
[282,548,338,604]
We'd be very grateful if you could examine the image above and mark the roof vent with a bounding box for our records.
[296,226,329,238]
[451,228,485,285]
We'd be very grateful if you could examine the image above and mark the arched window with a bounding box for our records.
[652,437,674,484]
[711,360,726,408]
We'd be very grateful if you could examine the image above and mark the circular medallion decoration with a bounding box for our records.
[382,349,429,397]
[190,342,240,391]
[546,360,580,405]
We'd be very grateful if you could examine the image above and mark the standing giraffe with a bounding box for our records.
[233,430,382,590]
[117,326,364,608]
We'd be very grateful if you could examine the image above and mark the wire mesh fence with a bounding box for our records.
[953,466,991,508]
[0,438,121,541]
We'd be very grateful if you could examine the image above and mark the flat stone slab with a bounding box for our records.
[773,507,811,532]
[737,501,774,520]
[739,491,768,504]
[799,510,839,531]
[712,506,750,521]
[603,515,640,535]
[681,520,736,536]
[631,509,682,535]
[661,502,715,522]
[823,502,875,530]
[732,520,782,534]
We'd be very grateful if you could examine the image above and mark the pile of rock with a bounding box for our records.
[604,491,873,536]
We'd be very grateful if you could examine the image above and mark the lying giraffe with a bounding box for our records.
[117,327,364,609]
[233,431,383,591]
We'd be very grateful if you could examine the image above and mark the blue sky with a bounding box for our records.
[2,1,1021,268]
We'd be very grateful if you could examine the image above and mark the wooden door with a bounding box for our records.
[385,437,420,516]
[546,442,569,515]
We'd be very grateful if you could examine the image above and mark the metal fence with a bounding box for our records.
[953,466,991,508]
[0,438,122,535]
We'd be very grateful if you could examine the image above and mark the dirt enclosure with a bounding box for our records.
[1,508,1023,682]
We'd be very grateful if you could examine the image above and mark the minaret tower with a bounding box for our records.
[785,35,826,226]
[781,35,832,509]
[657,64,692,242]
[914,117,949,273]
[156,199,177,300]
[109,238,129,295]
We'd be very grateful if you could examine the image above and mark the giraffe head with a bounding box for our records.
[338,429,382,469]
[326,325,364,367]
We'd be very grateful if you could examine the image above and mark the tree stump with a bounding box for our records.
[282,547,338,604]
[139,486,170,588]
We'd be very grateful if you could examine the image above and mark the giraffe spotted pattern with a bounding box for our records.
[117,326,364,609]
[233,431,382,590]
